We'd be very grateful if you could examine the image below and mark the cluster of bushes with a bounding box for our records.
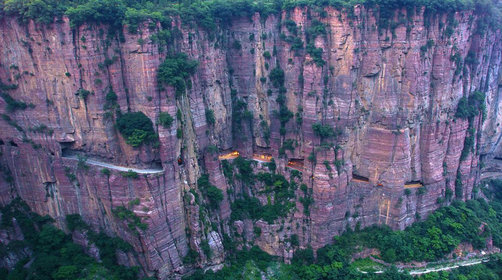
[312,122,335,138]
[268,66,294,135]
[116,111,157,147]
[455,91,485,161]
[2,0,501,36]
[279,139,295,156]
[157,53,198,97]
[158,112,174,128]
[314,199,502,265]
[306,42,325,66]
[231,156,256,184]
[184,246,277,280]
[0,199,141,280]
[2,0,69,24]
[455,91,486,120]
[197,174,224,209]
[299,183,313,215]
[112,203,148,234]
[269,67,285,88]
[230,93,253,138]
[186,186,502,280]
[186,254,502,280]
[76,88,93,100]
[230,171,296,224]
[104,89,118,110]
[121,169,139,179]
[0,92,27,112]
[224,156,297,223]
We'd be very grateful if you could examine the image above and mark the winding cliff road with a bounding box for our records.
[63,156,164,174]
[406,258,489,275]
[359,257,490,275]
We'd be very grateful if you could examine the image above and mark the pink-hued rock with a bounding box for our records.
[0,5,501,277]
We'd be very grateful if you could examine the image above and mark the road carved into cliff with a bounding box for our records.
[63,156,164,174]
[406,257,489,275]
[358,256,490,275]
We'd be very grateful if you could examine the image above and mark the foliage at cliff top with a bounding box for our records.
[116,111,157,147]
[0,0,500,31]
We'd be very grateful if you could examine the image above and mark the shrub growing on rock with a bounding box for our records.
[157,53,198,97]
[197,174,223,209]
[116,111,156,147]
[158,112,174,128]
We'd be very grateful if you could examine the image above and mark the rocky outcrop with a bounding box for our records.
[0,5,501,278]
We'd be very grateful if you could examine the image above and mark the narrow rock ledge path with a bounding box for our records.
[359,257,490,275]
[63,156,164,174]
[407,257,489,275]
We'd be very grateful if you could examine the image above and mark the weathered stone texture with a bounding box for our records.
[0,5,501,278]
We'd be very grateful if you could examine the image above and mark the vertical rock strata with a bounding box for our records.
[0,6,501,277]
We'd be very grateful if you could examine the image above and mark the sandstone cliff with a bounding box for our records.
[0,5,501,278]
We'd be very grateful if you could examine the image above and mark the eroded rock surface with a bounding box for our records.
[0,6,501,278]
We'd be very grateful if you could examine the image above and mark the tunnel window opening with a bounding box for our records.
[8,140,18,147]
[60,142,75,157]
[253,153,272,162]
[287,159,304,171]
[218,150,240,160]
[352,173,369,182]
[0,139,4,145]
[404,181,423,188]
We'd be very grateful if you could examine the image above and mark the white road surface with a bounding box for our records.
[407,258,488,275]
[360,257,489,275]
[63,156,164,174]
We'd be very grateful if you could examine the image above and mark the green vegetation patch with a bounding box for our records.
[3,0,502,39]
[0,199,139,280]
[0,92,27,112]
[157,53,198,97]
[187,179,502,279]
[158,112,174,128]
[66,0,126,29]
[230,171,296,224]
[312,122,334,138]
[116,111,157,147]
[197,174,224,209]
[112,203,148,233]
[455,91,485,120]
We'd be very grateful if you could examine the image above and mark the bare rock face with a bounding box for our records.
[0,5,501,278]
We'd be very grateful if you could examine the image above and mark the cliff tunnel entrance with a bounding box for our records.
[287,159,304,171]
[404,181,423,188]
[352,173,370,183]
[253,153,272,163]
[60,142,76,157]
[8,140,17,147]
[218,150,240,160]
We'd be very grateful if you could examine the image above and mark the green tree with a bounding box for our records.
[116,112,157,147]
[157,53,198,97]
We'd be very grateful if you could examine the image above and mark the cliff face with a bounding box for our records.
[0,5,501,278]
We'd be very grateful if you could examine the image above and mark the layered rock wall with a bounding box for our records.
[0,6,501,278]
